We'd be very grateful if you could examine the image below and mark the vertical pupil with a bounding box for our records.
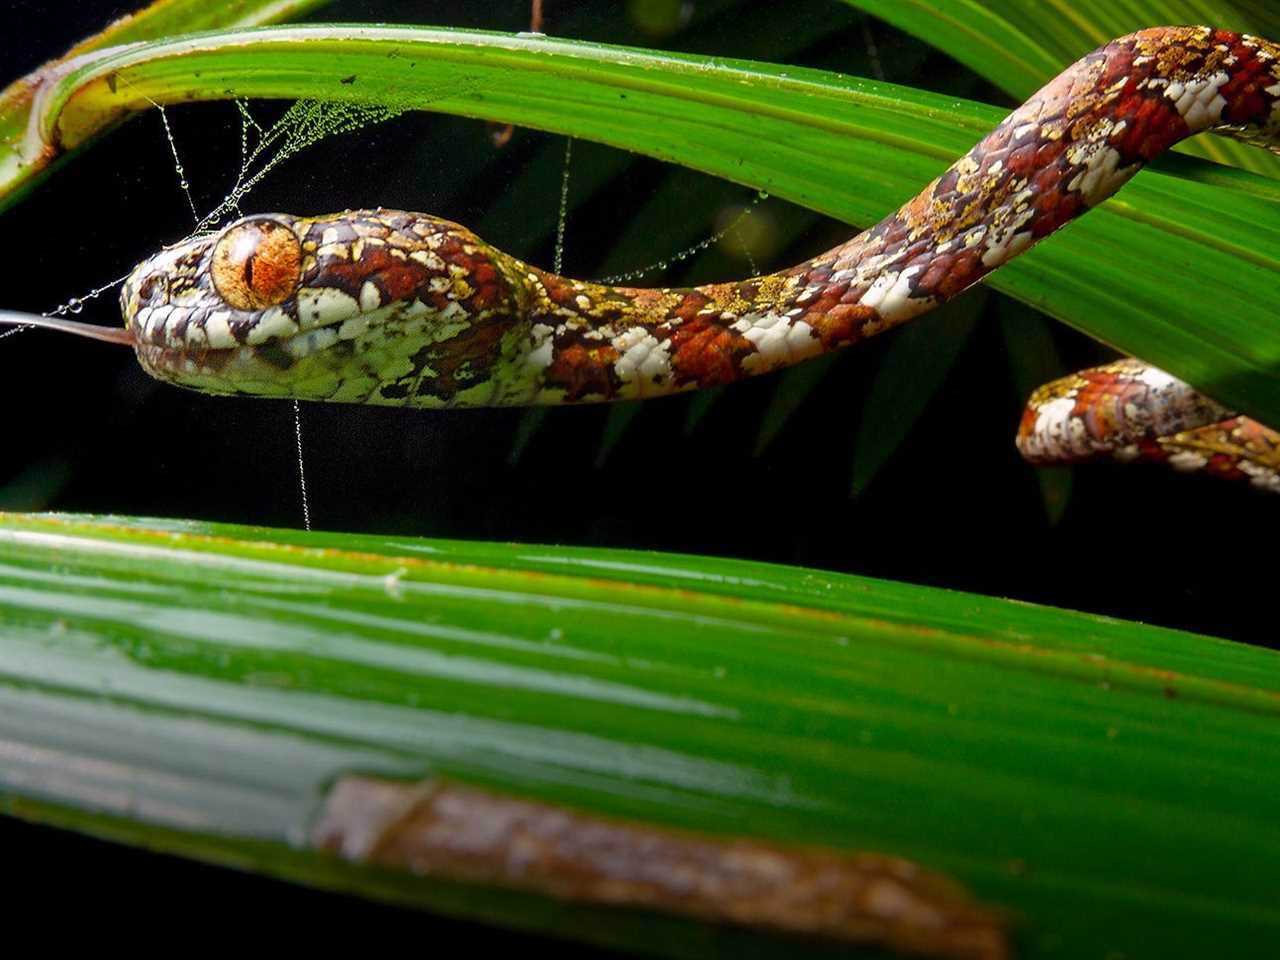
[211,218,301,311]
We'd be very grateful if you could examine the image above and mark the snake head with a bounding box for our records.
[119,209,531,406]
[120,214,305,397]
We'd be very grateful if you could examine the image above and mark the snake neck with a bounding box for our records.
[511,26,1280,405]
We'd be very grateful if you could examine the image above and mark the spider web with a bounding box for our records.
[26,98,404,527]
[37,90,771,529]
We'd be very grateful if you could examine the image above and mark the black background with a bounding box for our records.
[2,0,1276,946]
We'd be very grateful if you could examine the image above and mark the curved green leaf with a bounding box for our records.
[0,0,335,209]
[1,512,1278,958]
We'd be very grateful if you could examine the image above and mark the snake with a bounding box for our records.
[9,25,1280,491]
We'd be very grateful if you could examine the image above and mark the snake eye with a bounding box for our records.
[210,217,302,312]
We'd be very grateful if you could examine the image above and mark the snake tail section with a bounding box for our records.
[118,26,1280,486]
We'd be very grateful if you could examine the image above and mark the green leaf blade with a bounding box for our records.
[3,512,1280,957]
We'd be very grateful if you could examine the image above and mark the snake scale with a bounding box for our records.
[18,26,1280,490]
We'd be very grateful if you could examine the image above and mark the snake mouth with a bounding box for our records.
[131,338,312,399]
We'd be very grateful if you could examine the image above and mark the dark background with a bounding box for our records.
[2,0,1276,944]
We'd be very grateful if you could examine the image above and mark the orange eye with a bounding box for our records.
[210,217,303,312]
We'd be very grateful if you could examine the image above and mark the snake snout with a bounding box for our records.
[120,235,220,347]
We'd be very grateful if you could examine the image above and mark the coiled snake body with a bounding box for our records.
[89,28,1280,489]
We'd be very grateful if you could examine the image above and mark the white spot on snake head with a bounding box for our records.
[203,311,237,350]
[245,307,299,345]
[296,287,360,331]
[359,281,382,312]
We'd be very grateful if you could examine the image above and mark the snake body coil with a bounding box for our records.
[116,26,1280,489]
